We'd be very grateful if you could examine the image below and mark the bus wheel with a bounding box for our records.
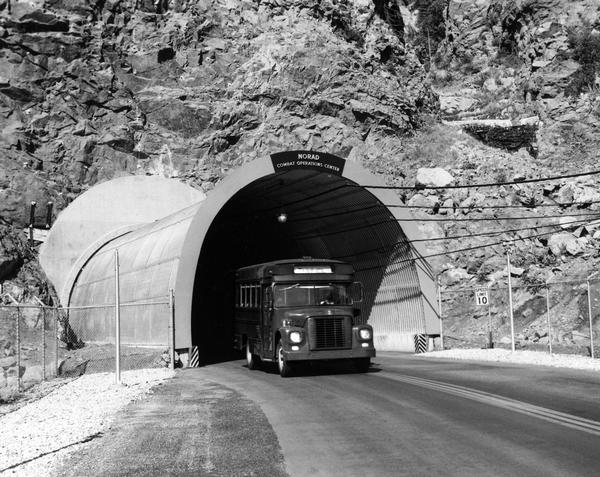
[354,358,370,373]
[277,340,292,377]
[246,342,260,370]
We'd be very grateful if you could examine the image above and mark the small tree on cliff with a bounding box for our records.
[566,23,600,96]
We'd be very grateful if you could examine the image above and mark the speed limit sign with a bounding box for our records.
[475,288,489,306]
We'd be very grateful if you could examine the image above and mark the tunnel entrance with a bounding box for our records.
[191,166,419,364]
[53,151,438,362]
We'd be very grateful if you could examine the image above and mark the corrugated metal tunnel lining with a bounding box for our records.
[62,152,439,361]
[193,169,431,361]
[68,204,201,345]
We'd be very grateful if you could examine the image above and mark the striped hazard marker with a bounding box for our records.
[189,346,200,367]
[414,334,428,353]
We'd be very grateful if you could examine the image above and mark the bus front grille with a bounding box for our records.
[308,316,352,350]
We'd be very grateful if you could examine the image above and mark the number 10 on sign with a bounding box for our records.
[475,288,489,306]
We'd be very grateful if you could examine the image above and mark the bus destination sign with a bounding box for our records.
[270,151,346,176]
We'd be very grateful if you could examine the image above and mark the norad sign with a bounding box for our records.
[271,151,346,176]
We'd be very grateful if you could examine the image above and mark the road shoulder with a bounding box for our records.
[57,368,288,477]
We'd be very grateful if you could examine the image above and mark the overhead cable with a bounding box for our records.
[362,169,600,190]
[355,222,595,273]
[292,212,600,240]
[334,216,593,260]
[288,202,600,223]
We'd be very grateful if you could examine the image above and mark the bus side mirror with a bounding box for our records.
[350,281,363,303]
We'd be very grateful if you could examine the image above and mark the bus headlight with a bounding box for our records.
[359,328,371,340]
[289,331,303,344]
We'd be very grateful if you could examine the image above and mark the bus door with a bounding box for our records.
[262,285,274,357]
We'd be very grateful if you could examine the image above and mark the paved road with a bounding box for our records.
[201,352,600,477]
[60,353,600,476]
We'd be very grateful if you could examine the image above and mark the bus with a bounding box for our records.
[233,258,375,377]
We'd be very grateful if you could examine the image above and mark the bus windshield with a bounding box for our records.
[273,283,352,307]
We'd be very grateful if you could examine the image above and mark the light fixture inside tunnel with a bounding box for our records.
[277,212,288,223]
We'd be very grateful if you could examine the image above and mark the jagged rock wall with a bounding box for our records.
[427,0,600,347]
[0,0,437,305]
[1,0,600,347]
[0,0,436,229]
[0,223,51,303]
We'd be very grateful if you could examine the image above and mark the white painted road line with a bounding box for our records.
[375,372,600,436]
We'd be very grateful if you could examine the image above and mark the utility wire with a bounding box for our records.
[235,168,600,220]
[256,176,600,220]
[398,200,600,210]
[413,217,592,242]
[228,169,600,222]
[362,169,600,190]
[258,183,354,214]
[334,216,593,261]
[288,200,600,223]
[355,222,594,273]
[291,212,600,241]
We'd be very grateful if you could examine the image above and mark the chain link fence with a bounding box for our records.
[62,301,173,375]
[1,299,174,402]
[439,277,600,358]
[1,304,60,402]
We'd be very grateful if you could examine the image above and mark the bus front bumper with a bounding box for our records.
[282,346,376,362]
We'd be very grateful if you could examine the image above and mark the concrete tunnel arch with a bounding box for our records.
[41,151,440,361]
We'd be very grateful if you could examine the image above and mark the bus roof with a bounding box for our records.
[236,258,354,281]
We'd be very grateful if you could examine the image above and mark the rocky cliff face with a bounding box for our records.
[1,0,436,299]
[422,0,600,348]
[0,0,435,218]
[1,0,599,348]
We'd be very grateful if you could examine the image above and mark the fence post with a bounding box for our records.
[4,294,21,388]
[437,276,444,350]
[487,298,493,349]
[41,307,46,380]
[169,288,175,370]
[54,308,59,377]
[114,249,121,384]
[16,305,21,392]
[33,297,46,380]
[586,273,597,359]
[28,201,36,248]
[506,250,516,352]
[545,282,553,355]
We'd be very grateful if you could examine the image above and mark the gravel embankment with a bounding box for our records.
[419,348,600,371]
[0,369,174,476]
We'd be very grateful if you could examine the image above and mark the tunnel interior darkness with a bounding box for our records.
[192,169,415,364]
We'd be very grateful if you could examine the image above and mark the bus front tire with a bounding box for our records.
[277,340,293,377]
[246,342,260,370]
[354,358,370,373]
